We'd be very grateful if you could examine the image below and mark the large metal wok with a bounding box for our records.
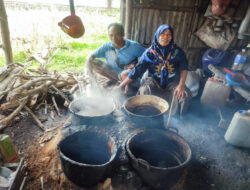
[69,96,115,126]
[123,95,169,128]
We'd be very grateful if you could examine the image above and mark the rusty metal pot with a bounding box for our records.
[58,130,117,187]
[69,97,116,126]
[126,129,192,188]
[123,95,169,128]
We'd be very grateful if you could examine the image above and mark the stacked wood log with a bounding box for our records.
[0,63,85,131]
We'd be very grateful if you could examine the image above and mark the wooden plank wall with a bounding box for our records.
[122,0,250,69]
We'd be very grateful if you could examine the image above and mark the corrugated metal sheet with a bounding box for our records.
[122,0,250,68]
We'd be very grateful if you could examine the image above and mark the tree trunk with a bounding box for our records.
[0,0,13,65]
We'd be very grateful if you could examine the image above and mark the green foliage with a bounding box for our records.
[13,51,29,63]
[0,51,30,66]
[0,8,119,72]
[0,56,4,66]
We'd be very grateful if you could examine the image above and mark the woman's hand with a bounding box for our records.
[174,84,188,100]
[127,63,135,69]
[111,85,122,91]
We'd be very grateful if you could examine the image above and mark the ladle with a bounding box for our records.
[58,0,85,38]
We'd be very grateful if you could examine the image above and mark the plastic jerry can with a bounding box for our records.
[200,77,231,107]
[224,110,250,148]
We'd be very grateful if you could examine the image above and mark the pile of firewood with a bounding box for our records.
[0,62,86,131]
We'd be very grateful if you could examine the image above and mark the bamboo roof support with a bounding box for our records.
[0,0,13,65]
[125,0,132,39]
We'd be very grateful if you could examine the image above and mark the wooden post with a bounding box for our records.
[125,0,132,39]
[120,0,126,26]
[0,0,13,65]
[107,0,112,9]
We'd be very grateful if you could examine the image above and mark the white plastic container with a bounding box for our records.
[200,77,231,107]
[224,110,250,148]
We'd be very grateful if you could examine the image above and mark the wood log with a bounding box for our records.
[15,77,55,92]
[0,67,22,91]
[52,96,60,116]
[44,100,47,115]
[29,94,39,108]
[0,74,21,101]
[7,81,54,101]
[0,101,19,110]
[0,98,28,129]
[27,69,43,75]
[15,74,50,79]
[12,77,23,89]
[35,93,47,111]
[24,105,45,131]
[69,84,79,94]
[54,80,77,89]
[0,67,12,82]
[50,85,70,105]
[21,81,54,97]
[0,97,27,110]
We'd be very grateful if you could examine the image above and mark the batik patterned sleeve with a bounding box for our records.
[128,53,150,80]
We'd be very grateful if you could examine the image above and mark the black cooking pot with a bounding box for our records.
[69,97,115,125]
[123,95,169,129]
[58,130,117,187]
[126,129,191,188]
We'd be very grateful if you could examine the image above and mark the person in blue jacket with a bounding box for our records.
[115,24,191,116]
[87,23,145,90]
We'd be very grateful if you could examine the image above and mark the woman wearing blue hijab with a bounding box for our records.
[116,24,191,116]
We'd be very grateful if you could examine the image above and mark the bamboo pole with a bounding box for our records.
[0,0,13,65]
[125,0,132,39]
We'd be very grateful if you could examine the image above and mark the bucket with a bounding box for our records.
[200,77,231,107]
[126,129,191,188]
[224,110,250,148]
[202,49,228,75]
[58,130,117,187]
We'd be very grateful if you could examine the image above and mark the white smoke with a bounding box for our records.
[72,79,123,117]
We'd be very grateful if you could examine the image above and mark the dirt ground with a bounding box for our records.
[2,93,250,190]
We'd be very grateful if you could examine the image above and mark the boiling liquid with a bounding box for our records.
[130,105,161,116]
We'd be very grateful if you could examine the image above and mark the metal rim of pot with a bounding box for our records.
[58,131,118,168]
[125,129,192,171]
[69,97,116,118]
[123,95,169,118]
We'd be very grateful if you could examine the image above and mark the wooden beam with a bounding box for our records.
[0,0,13,65]
[133,4,196,12]
[125,0,133,39]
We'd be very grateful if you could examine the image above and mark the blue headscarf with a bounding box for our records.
[144,24,176,88]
